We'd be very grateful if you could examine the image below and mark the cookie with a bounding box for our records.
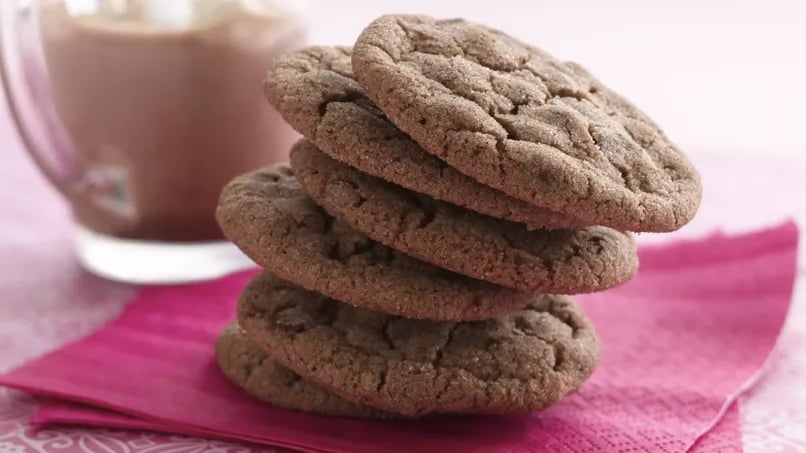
[291,140,637,293]
[215,322,396,419]
[263,45,582,229]
[238,272,600,417]
[352,15,701,232]
[216,164,532,321]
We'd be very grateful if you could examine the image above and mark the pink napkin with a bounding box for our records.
[0,223,798,453]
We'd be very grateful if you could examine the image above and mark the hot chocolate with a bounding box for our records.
[38,0,305,241]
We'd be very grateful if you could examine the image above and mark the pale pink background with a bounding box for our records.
[2,1,806,451]
[307,0,806,155]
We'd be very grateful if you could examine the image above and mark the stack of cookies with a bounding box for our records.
[215,15,701,419]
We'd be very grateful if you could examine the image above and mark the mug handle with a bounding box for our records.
[0,0,83,196]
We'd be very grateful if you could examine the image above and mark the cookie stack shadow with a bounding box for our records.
[215,15,701,419]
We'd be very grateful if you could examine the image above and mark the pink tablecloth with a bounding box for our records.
[1,111,805,450]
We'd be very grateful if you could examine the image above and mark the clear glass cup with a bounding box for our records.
[1,0,307,283]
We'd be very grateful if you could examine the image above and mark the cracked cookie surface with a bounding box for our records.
[216,164,531,321]
[264,45,581,229]
[238,272,600,417]
[291,140,637,293]
[352,15,701,232]
[216,322,396,419]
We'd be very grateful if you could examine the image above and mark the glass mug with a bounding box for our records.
[1,0,307,283]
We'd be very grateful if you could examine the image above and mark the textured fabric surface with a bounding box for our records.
[0,223,797,452]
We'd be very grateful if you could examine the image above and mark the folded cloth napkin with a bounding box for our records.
[34,395,746,452]
[0,223,798,453]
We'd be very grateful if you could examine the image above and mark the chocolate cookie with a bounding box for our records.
[352,15,701,232]
[215,322,396,419]
[216,164,532,321]
[263,45,581,229]
[238,272,600,417]
[291,140,637,293]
